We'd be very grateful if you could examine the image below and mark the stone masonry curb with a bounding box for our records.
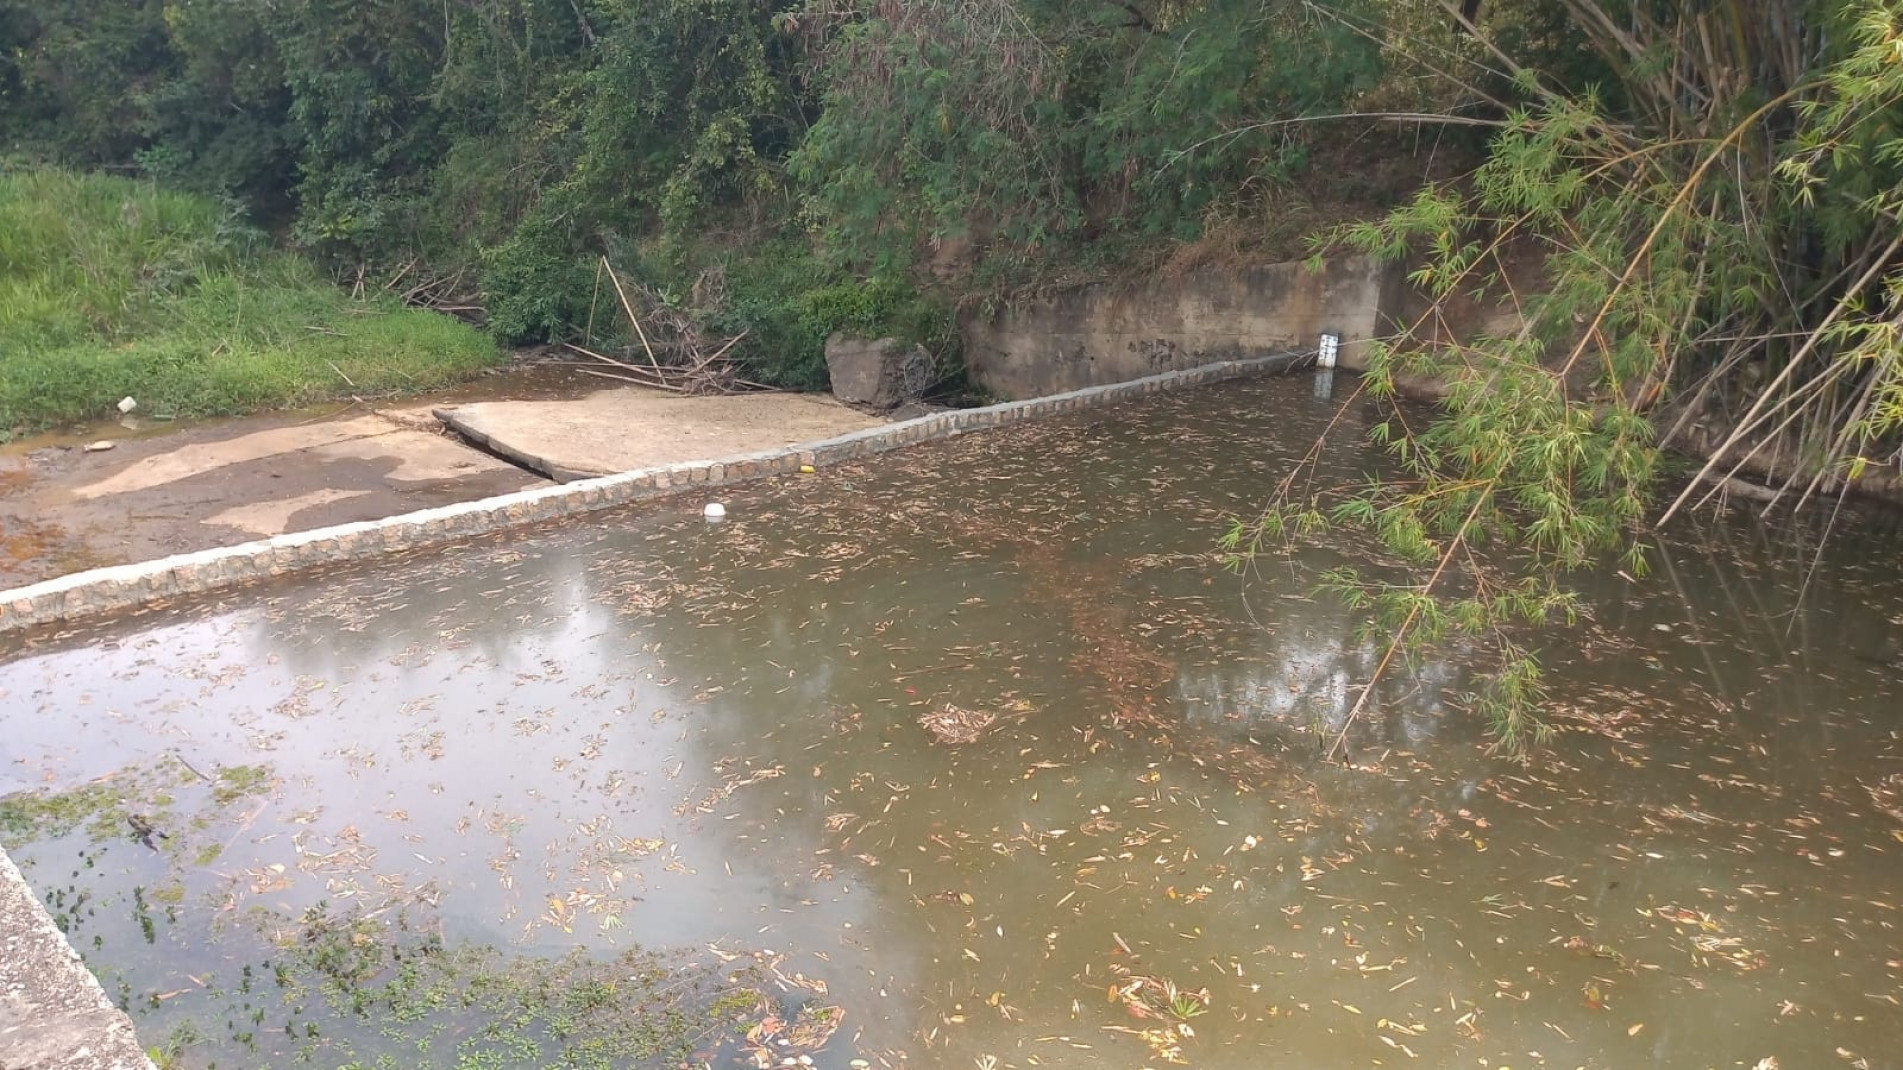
[0,354,1302,637]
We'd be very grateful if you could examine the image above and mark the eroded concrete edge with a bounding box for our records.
[431,406,612,483]
[1,355,1301,635]
[0,848,155,1070]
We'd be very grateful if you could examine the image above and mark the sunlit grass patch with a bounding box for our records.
[0,168,499,433]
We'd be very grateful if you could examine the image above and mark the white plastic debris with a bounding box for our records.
[703,502,727,520]
[117,396,137,414]
[82,440,116,452]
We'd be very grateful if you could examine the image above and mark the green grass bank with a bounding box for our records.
[0,169,500,436]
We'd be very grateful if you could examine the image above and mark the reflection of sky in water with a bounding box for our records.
[3,375,1902,1068]
[1176,652,1461,745]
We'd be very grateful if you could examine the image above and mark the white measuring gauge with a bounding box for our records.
[1317,332,1341,369]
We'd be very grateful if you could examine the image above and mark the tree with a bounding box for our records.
[790,0,1387,274]
[1230,0,1903,754]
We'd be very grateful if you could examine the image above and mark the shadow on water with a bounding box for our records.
[3,374,1901,1067]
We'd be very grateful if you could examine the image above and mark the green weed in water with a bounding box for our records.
[211,765,271,805]
[235,902,771,1068]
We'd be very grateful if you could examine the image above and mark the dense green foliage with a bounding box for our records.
[0,169,496,430]
[790,0,1385,273]
[1,0,1398,385]
[1229,0,1903,751]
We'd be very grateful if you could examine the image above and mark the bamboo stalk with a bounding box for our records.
[585,256,604,347]
[690,329,749,372]
[572,367,687,392]
[601,257,660,370]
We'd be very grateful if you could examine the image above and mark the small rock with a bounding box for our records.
[83,440,116,452]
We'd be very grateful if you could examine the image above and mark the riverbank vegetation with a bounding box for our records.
[1232,0,1903,749]
[0,169,497,431]
[7,0,1903,746]
[0,0,1422,409]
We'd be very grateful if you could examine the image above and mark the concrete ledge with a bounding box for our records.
[0,847,154,1070]
[0,354,1302,636]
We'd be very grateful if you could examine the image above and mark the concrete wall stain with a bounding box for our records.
[961,255,1399,398]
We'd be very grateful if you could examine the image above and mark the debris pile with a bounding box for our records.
[558,258,769,395]
[918,703,997,745]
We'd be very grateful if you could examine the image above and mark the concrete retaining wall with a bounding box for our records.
[0,849,153,1069]
[0,354,1302,637]
[960,255,1400,399]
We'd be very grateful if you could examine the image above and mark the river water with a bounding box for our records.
[2,374,1900,1068]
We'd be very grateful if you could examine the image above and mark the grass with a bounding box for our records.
[0,167,500,434]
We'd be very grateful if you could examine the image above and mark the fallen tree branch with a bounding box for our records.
[601,257,660,371]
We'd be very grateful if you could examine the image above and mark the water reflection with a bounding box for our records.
[2,376,1901,1068]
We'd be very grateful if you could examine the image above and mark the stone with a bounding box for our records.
[825,334,934,410]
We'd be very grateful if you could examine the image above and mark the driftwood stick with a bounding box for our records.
[691,329,750,372]
[562,342,657,375]
[559,345,686,391]
[172,751,213,783]
[601,257,660,371]
[383,258,418,292]
[572,368,687,392]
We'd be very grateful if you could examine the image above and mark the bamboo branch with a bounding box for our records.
[602,257,660,370]
[1656,232,1903,527]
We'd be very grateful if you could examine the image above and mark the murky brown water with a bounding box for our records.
[3,374,1901,1068]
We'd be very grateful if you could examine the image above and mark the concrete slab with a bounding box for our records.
[436,387,887,482]
[0,410,546,589]
[72,416,398,499]
[0,847,153,1069]
[204,488,375,537]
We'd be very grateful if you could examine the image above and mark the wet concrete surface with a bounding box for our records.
[435,386,887,482]
[0,365,892,589]
[0,366,612,589]
[0,411,542,589]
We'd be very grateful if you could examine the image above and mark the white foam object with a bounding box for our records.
[703,502,726,519]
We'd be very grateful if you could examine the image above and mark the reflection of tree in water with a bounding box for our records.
[587,408,1507,1060]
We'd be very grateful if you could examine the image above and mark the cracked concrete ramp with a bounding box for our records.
[435,386,887,482]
